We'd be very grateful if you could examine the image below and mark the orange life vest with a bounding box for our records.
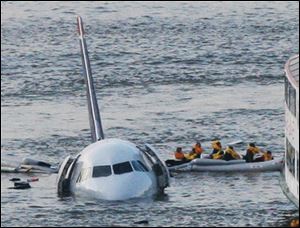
[174,151,185,160]
[194,145,204,155]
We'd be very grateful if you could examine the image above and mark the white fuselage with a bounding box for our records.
[69,139,158,200]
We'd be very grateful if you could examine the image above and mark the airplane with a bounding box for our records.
[56,16,170,201]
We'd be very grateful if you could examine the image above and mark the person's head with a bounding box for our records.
[192,148,196,153]
[196,142,201,147]
[228,146,234,150]
[267,150,272,155]
[249,143,256,147]
[212,140,222,150]
[176,147,182,153]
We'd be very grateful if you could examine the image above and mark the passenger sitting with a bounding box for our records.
[290,219,299,227]
[243,143,261,162]
[165,147,189,167]
[223,146,241,161]
[174,147,186,161]
[193,142,204,158]
[185,148,198,161]
[253,150,274,162]
[209,140,224,159]
[263,151,274,161]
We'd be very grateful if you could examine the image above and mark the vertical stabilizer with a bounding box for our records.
[77,16,105,142]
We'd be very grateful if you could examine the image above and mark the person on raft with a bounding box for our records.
[165,147,192,167]
[253,150,274,162]
[193,142,204,158]
[209,140,224,159]
[174,142,204,160]
[222,146,242,161]
[242,143,274,162]
[174,147,187,160]
[174,147,196,161]
[184,148,198,160]
[243,143,262,162]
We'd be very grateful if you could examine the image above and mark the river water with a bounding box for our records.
[1,1,299,227]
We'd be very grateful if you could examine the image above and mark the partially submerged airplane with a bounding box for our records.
[56,16,169,200]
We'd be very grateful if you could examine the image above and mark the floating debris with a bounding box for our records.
[8,181,31,190]
[9,178,21,182]
[133,220,149,225]
[27,177,39,182]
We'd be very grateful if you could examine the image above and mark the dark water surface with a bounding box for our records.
[1,1,299,227]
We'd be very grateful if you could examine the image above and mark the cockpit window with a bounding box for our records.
[113,161,133,175]
[92,165,112,178]
[131,160,149,172]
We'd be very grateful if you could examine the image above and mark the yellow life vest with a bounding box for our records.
[247,146,260,154]
[212,151,224,159]
[225,147,241,159]
[185,152,198,160]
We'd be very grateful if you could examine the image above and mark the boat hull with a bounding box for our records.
[168,158,283,172]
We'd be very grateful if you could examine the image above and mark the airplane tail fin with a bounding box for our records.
[77,16,105,142]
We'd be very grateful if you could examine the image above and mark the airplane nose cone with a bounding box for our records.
[76,173,157,201]
[102,174,156,200]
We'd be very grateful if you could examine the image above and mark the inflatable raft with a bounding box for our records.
[1,164,58,174]
[1,158,58,174]
[167,157,284,172]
